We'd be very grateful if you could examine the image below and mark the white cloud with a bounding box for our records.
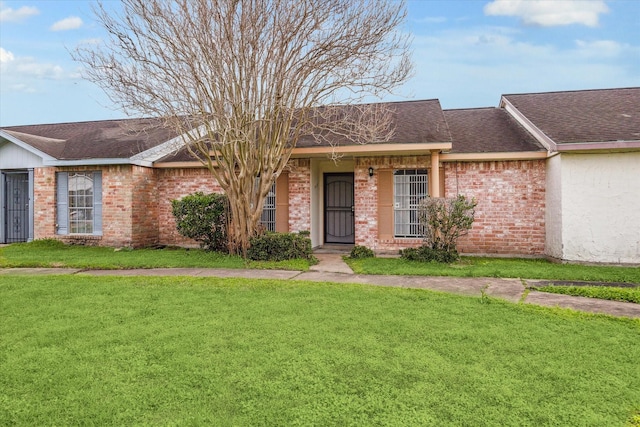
[50,16,83,31]
[0,47,15,63]
[7,83,36,94]
[575,39,627,58]
[0,4,39,22]
[0,50,65,80]
[484,0,609,27]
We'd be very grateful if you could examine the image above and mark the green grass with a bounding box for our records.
[347,256,640,283]
[533,285,640,304]
[1,275,639,425]
[0,239,311,271]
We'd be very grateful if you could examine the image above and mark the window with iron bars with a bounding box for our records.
[394,169,428,238]
[259,181,276,232]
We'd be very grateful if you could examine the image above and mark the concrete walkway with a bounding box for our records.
[1,253,639,319]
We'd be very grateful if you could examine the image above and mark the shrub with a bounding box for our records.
[414,195,477,262]
[171,192,229,252]
[247,231,313,261]
[350,245,375,259]
[399,246,458,264]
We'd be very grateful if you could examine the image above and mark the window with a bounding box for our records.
[69,173,94,233]
[394,169,428,237]
[56,171,102,235]
[260,182,276,232]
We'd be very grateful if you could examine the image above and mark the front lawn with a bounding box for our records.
[532,284,640,304]
[1,275,639,425]
[347,256,640,284]
[0,239,311,271]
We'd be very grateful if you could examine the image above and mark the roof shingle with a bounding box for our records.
[503,87,640,144]
[444,107,544,153]
[2,118,180,160]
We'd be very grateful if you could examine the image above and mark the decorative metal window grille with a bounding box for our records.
[69,172,94,234]
[394,169,428,237]
[260,182,276,232]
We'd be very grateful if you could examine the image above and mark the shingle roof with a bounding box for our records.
[296,99,452,148]
[503,87,640,144]
[444,108,544,153]
[157,99,453,162]
[2,117,180,160]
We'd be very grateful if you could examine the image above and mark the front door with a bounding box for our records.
[324,173,355,244]
[3,172,30,243]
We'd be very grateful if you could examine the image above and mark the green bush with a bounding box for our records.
[410,195,477,262]
[350,245,375,259]
[171,192,229,252]
[399,246,459,264]
[247,231,313,261]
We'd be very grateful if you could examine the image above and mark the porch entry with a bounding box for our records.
[2,172,29,243]
[324,173,355,244]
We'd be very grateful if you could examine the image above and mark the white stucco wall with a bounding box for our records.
[557,152,640,264]
[544,154,563,259]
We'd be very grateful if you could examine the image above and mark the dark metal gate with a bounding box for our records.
[324,173,355,244]
[4,172,30,243]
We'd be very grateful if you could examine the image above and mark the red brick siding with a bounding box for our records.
[33,167,56,239]
[354,156,431,251]
[287,159,311,232]
[444,160,545,255]
[156,167,223,246]
[130,166,159,247]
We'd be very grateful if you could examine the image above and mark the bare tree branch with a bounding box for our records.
[73,0,413,255]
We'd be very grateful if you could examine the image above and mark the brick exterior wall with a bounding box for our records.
[34,165,161,247]
[156,167,223,247]
[444,160,546,255]
[287,159,311,232]
[130,166,159,247]
[354,155,431,252]
[30,157,545,256]
[33,167,56,239]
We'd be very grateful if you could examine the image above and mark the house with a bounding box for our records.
[501,88,640,264]
[1,87,638,263]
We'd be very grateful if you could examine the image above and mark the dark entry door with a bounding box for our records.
[324,173,355,244]
[4,172,29,243]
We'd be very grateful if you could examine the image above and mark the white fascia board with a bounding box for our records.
[130,133,187,163]
[44,158,154,167]
[556,140,640,152]
[0,130,57,162]
[500,97,557,153]
[130,125,208,163]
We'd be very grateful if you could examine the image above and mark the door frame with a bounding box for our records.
[0,169,34,244]
[323,172,355,244]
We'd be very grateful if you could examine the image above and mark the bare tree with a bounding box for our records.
[74,0,412,255]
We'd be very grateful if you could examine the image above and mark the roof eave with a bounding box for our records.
[0,130,57,161]
[440,151,548,162]
[44,158,154,167]
[556,140,640,153]
[500,97,556,152]
[290,142,453,158]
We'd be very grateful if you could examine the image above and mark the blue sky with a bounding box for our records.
[1,0,638,126]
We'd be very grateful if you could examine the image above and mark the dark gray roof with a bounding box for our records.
[444,108,544,153]
[2,117,180,160]
[503,87,640,144]
[158,99,453,162]
[296,99,452,147]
